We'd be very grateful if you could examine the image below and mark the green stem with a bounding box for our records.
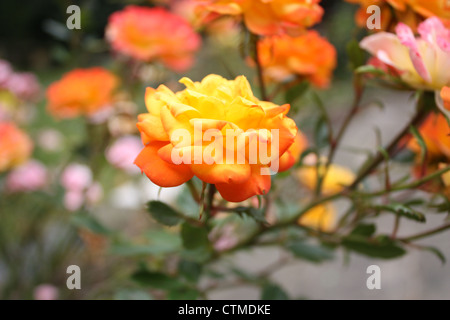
[349,92,429,190]
[321,76,364,194]
[251,33,268,101]
[399,223,450,242]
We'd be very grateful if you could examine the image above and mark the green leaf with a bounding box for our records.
[71,213,111,235]
[285,81,309,105]
[421,246,446,265]
[374,203,426,223]
[233,206,267,224]
[132,270,182,290]
[179,260,203,283]
[314,116,330,149]
[342,235,406,259]
[410,125,427,167]
[287,241,334,263]
[350,223,376,237]
[347,39,366,70]
[114,289,153,300]
[261,283,289,300]
[355,65,385,76]
[168,287,199,300]
[147,201,182,226]
[181,222,210,250]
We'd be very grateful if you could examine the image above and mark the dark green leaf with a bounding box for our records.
[233,206,267,224]
[147,201,183,226]
[132,270,182,290]
[179,260,203,283]
[350,223,376,237]
[342,235,406,259]
[261,283,289,300]
[374,203,426,223]
[181,222,210,250]
[285,81,309,105]
[168,287,199,300]
[114,289,153,300]
[287,241,334,263]
[421,246,446,265]
[347,39,366,70]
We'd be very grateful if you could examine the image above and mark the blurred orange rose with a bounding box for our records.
[408,112,450,161]
[135,74,298,202]
[195,0,324,36]
[0,122,33,172]
[46,68,119,119]
[106,6,201,71]
[257,31,337,87]
[346,0,450,30]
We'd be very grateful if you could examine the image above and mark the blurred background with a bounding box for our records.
[0,0,449,300]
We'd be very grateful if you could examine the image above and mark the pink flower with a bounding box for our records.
[360,17,450,91]
[61,164,93,191]
[33,284,59,300]
[5,160,48,193]
[64,190,85,212]
[60,163,103,211]
[105,135,142,174]
[0,60,12,86]
[6,72,40,101]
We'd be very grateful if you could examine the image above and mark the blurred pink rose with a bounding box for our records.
[64,190,85,212]
[33,284,59,300]
[61,164,93,191]
[86,182,104,205]
[5,160,48,193]
[6,72,40,101]
[105,135,142,174]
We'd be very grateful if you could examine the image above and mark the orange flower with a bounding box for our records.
[408,112,450,160]
[257,31,337,87]
[346,0,450,31]
[276,131,308,172]
[46,68,119,119]
[0,122,33,172]
[195,0,324,36]
[135,74,298,202]
[106,6,201,71]
[441,86,450,110]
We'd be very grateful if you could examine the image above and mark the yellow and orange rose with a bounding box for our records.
[0,122,33,172]
[46,67,119,119]
[195,0,324,36]
[106,6,201,71]
[257,31,337,87]
[135,74,299,202]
